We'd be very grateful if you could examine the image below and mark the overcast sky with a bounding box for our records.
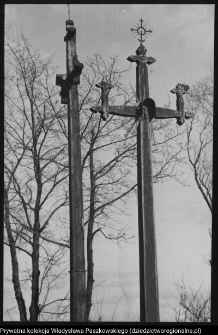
[5,4,214,322]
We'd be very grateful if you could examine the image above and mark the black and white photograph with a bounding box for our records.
[4,4,214,324]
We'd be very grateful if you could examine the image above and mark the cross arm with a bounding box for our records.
[127,55,156,65]
[90,98,192,122]
[90,81,192,125]
[155,107,193,120]
[144,97,192,122]
[56,59,84,104]
[90,100,154,120]
[90,105,136,118]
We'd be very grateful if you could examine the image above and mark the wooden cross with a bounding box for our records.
[90,20,192,322]
[56,20,86,322]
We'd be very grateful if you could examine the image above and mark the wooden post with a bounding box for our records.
[128,44,159,322]
[57,20,86,322]
[211,125,218,323]
[65,20,86,323]
[89,19,192,322]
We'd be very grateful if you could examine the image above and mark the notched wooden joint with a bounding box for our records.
[70,59,84,85]
[56,74,68,104]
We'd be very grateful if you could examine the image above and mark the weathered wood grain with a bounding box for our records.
[129,44,160,322]
[65,21,86,322]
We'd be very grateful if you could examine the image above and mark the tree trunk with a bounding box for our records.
[86,132,96,320]
[29,150,41,322]
[4,184,28,322]
[29,231,40,322]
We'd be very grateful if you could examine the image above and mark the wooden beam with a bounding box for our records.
[90,105,136,118]
[156,108,193,120]
[128,44,160,322]
[90,105,192,121]
[64,20,86,322]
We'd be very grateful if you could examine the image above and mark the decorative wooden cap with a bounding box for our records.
[65,20,76,41]
[171,83,190,95]
[66,20,74,31]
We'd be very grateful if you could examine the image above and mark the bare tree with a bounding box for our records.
[173,278,210,322]
[185,72,213,212]
[4,36,70,321]
[171,72,213,323]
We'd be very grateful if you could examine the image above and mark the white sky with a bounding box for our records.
[5,4,214,322]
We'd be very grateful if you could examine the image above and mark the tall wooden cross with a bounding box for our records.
[90,19,192,322]
[56,20,86,322]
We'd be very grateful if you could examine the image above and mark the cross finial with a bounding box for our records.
[130,19,152,46]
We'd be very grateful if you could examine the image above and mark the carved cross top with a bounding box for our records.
[130,19,152,45]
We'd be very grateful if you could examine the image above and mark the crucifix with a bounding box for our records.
[90,19,192,322]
